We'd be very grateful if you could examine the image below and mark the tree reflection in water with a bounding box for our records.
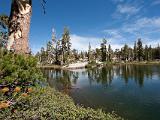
[43,65,160,93]
[43,69,79,94]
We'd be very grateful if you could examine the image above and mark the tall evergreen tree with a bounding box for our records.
[148,45,153,60]
[61,27,71,65]
[154,44,160,59]
[133,41,137,61]
[40,47,46,64]
[137,39,144,61]
[88,42,92,62]
[95,48,101,61]
[46,41,53,64]
[55,39,62,65]
[144,45,149,61]
[122,44,129,61]
[100,39,107,62]
[108,44,113,62]
[114,49,121,61]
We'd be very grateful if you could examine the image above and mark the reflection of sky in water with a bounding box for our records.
[43,65,160,120]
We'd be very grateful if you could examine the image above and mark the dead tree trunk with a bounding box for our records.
[7,0,32,54]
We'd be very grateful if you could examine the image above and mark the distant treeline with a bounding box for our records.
[36,28,160,65]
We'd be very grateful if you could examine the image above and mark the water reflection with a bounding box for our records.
[87,66,114,87]
[43,65,160,91]
[43,69,79,94]
[42,65,160,120]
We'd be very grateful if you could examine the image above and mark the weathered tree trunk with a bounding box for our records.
[7,0,32,54]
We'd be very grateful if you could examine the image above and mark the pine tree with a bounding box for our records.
[55,39,62,65]
[88,42,92,62]
[100,39,107,62]
[114,49,121,61]
[61,27,71,65]
[72,49,79,62]
[95,48,101,61]
[46,41,53,64]
[122,44,129,61]
[133,41,137,61]
[144,45,149,61]
[128,48,134,61]
[148,45,153,61]
[137,39,144,61]
[108,44,113,62]
[40,47,46,64]
[154,44,160,59]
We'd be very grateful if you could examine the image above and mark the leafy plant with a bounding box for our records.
[0,87,123,120]
[0,49,44,112]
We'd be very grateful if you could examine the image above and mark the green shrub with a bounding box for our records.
[0,50,44,87]
[0,87,123,120]
[86,61,98,69]
[0,49,123,120]
[0,49,44,113]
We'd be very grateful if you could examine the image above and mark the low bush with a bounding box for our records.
[0,49,44,118]
[0,87,122,120]
[0,49,123,120]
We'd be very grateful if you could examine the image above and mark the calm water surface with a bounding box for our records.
[42,65,160,120]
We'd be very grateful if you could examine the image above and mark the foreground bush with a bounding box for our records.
[0,49,123,120]
[0,87,122,120]
[0,49,44,118]
[0,49,44,86]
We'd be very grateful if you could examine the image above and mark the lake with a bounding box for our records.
[42,64,160,120]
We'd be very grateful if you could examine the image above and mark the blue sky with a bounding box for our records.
[0,0,160,53]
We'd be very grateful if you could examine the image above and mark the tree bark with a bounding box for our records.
[7,0,32,54]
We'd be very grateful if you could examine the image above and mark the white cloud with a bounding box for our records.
[70,34,101,51]
[152,0,160,5]
[112,1,143,19]
[117,4,140,14]
[122,17,160,34]
[103,29,123,39]
[32,17,160,54]
[146,39,160,47]
[109,44,124,50]
[103,17,160,48]
[70,34,125,51]
[111,0,124,3]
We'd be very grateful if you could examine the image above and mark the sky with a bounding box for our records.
[0,0,160,53]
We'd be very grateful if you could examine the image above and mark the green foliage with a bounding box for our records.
[37,29,160,66]
[88,42,92,62]
[101,39,107,62]
[121,44,129,61]
[137,39,144,61]
[0,87,122,120]
[0,49,45,119]
[0,49,122,120]
[144,45,149,61]
[108,44,113,62]
[86,61,98,68]
[38,27,72,65]
[0,49,44,87]
[0,14,8,48]
[0,14,9,28]
[61,27,72,65]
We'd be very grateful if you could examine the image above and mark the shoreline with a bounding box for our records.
[112,61,160,65]
[38,61,160,69]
